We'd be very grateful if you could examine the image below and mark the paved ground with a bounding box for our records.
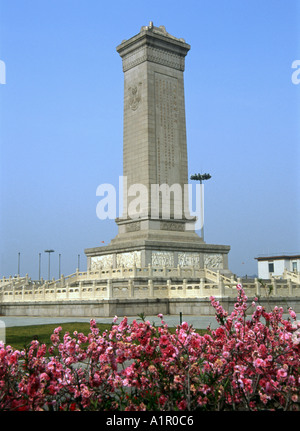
[0,314,219,329]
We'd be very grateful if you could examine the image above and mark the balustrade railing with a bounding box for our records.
[1,266,300,303]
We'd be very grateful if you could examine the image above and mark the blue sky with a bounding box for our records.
[0,0,299,279]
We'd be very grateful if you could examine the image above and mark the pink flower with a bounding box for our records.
[177,399,187,410]
[174,375,182,384]
[259,393,269,404]
[118,317,128,331]
[39,373,50,383]
[159,395,167,406]
[254,358,265,368]
[159,335,169,345]
[181,322,189,331]
[288,308,297,320]
[292,329,300,345]
[277,368,288,380]
[54,326,62,334]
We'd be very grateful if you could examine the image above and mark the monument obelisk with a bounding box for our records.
[85,23,231,273]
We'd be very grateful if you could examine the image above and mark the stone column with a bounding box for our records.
[255,278,261,297]
[167,279,171,298]
[271,277,277,296]
[128,279,134,297]
[200,278,205,297]
[218,279,225,298]
[107,279,113,299]
[148,279,154,297]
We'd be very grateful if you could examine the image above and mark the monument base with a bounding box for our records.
[85,219,231,275]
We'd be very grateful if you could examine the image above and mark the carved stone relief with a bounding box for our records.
[204,254,223,269]
[116,251,141,268]
[122,46,185,72]
[178,253,200,267]
[152,251,174,267]
[128,82,142,111]
[91,254,114,271]
[161,221,185,231]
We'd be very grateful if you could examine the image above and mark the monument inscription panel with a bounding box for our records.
[155,72,179,185]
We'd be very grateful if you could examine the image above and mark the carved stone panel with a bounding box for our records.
[121,45,186,72]
[91,254,114,271]
[116,251,141,268]
[161,221,185,231]
[204,254,223,269]
[128,82,142,111]
[152,251,174,267]
[178,252,200,267]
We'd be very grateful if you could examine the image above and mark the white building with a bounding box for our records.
[255,254,300,279]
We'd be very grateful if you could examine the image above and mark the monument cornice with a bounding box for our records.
[117,26,190,72]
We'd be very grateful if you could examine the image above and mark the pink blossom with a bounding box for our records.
[159,335,169,345]
[181,322,189,331]
[0,284,299,411]
[177,399,187,410]
[54,326,62,334]
[253,358,265,368]
[288,308,297,320]
[277,368,288,380]
[159,395,167,406]
[292,329,300,345]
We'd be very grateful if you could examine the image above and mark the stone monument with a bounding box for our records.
[85,23,231,274]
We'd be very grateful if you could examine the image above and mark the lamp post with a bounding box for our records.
[17,252,20,276]
[190,173,211,240]
[59,254,61,279]
[38,253,41,280]
[44,249,55,281]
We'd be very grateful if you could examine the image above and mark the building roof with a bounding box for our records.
[255,254,300,261]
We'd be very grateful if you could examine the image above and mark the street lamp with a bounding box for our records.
[190,173,211,240]
[38,253,41,280]
[59,254,61,279]
[44,249,55,281]
[17,252,20,276]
